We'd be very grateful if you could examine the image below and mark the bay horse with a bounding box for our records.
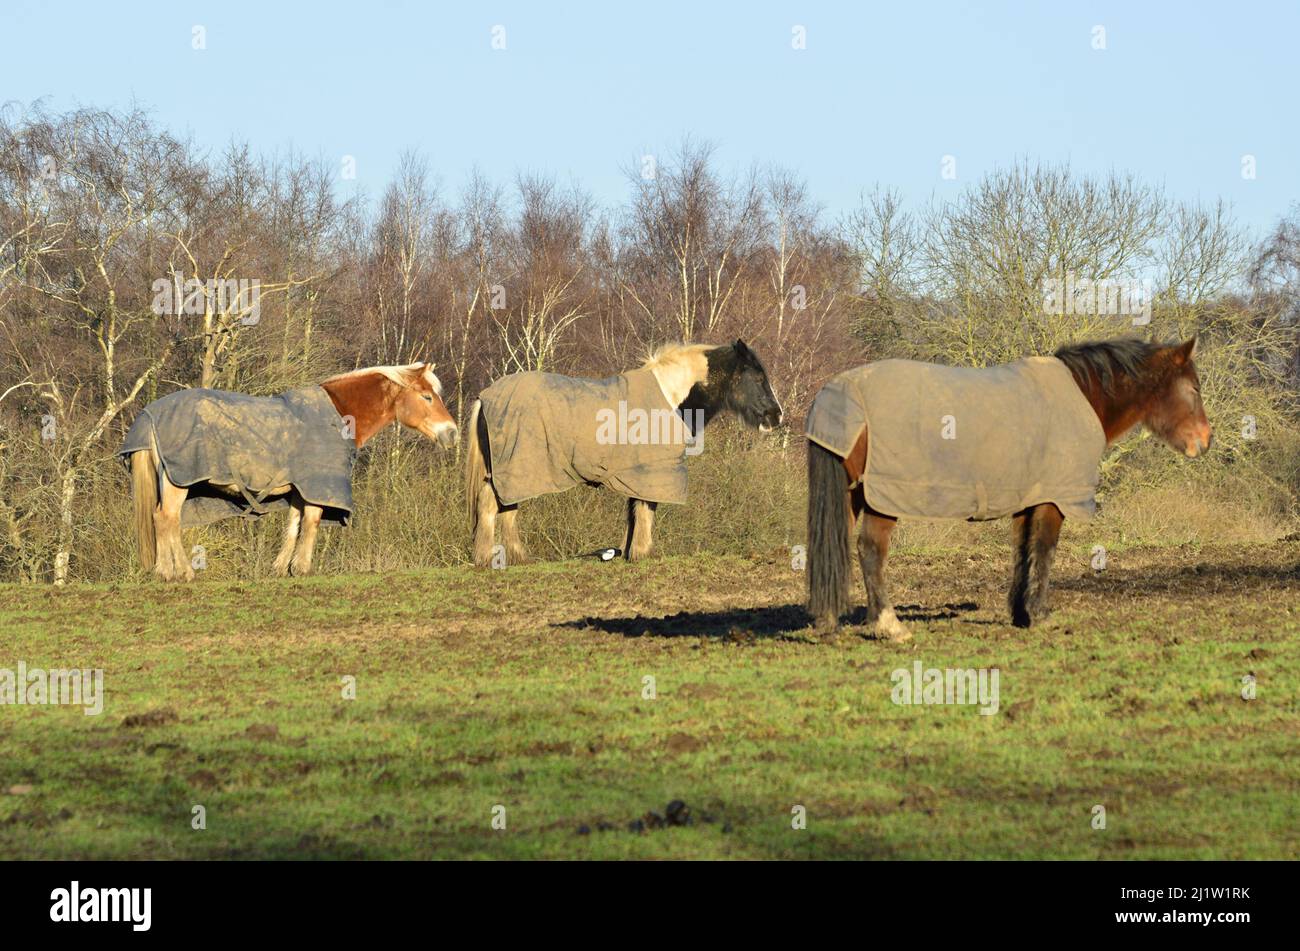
[466,340,783,566]
[122,362,457,581]
[806,338,1212,640]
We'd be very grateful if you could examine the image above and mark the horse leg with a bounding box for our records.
[498,504,528,565]
[1027,504,1066,620]
[624,498,656,561]
[153,476,192,582]
[857,501,908,642]
[472,483,499,567]
[1009,503,1064,627]
[273,496,304,576]
[290,503,324,576]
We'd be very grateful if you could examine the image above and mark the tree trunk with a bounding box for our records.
[53,466,77,585]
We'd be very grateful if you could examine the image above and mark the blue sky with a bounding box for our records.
[2,0,1296,236]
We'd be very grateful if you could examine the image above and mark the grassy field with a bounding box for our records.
[1,537,1298,859]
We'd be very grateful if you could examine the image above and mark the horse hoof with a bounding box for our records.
[1028,612,1062,632]
[876,608,912,643]
[810,615,841,644]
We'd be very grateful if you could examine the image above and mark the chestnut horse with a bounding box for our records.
[807,338,1212,640]
[467,341,783,566]
[125,362,457,581]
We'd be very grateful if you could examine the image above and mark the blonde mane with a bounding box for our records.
[641,343,711,408]
[325,362,442,396]
[640,343,711,372]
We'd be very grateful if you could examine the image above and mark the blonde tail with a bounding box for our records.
[130,450,158,571]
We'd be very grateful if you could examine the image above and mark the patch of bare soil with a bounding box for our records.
[120,708,179,728]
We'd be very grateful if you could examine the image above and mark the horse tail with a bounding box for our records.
[465,399,487,533]
[130,449,158,571]
[807,440,852,627]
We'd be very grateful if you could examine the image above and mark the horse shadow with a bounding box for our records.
[556,601,985,641]
[1054,558,1300,595]
[893,601,986,623]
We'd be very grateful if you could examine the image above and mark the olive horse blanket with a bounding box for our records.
[480,367,690,506]
[805,356,1106,521]
[119,386,356,527]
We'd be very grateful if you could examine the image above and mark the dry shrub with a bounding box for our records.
[10,421,1297,586]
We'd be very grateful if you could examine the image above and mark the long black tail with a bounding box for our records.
[807,441,851,627]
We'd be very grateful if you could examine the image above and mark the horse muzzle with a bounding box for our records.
[433,424,459,449]
[758,406,784,433]
[1183,430,1212,458]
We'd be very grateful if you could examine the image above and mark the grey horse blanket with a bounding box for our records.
[805,356,1106,521]
[480,367,689,506]
[119,386,356,527]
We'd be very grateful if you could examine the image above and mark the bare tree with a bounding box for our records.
[0,106,179,581]
[842,186,921,352]
[439,171,504,431]
[1250,203,1300,385]
[493,174,591,373]
[364,151,442,366]
[915,162,1166,363]
[621,141,763,341]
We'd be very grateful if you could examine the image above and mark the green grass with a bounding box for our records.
[1,539,1298,859]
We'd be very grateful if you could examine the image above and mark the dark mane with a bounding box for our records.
[1054,338,1161,395]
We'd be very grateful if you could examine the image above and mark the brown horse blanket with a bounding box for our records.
[805,356,1106,521]
[480,367,690,506]
[119,386,356,527]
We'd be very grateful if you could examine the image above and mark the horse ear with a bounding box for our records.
[1173,338,1196,365]
[734,339,750,356]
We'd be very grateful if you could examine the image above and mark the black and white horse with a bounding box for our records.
[466,340,783,565]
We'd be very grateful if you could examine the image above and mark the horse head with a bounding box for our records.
[1142,339,1212,458]
[394,362,459,449]
[723,339,784,432]
[677,339,783,432]
[1056,337,1212,457]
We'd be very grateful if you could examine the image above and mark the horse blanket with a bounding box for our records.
[805,356,1106,521]
[479,367,690,506]
[119,386,357,527]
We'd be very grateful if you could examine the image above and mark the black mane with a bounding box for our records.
[1054,338,1161,395]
